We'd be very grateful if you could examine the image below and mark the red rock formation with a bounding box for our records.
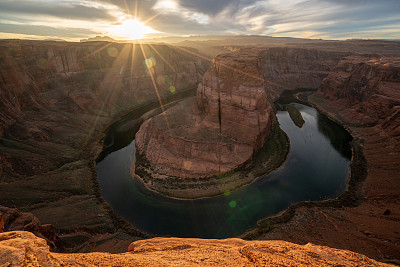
[261,47,351,99]
[0,206,63,252]
[318,56,400,134]
[0,41,208,138]
[0,231,391,266]
[134,50,273,181]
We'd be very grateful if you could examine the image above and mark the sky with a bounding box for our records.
[0,0,399,41]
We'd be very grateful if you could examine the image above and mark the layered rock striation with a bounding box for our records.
[134,50,274,189]
[0,231,392,266]
[317,56,400,133]
[261,47,352,99]
[0,206,63,252]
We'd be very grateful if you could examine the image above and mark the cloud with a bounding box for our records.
[152,0,210,25]
[0,0,118,21]
[0,0,399,40]
[0,22,98,39]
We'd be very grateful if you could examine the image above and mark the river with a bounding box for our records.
[96,103,352,238]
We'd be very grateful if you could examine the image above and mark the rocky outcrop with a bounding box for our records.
[0,206,63,252]
[0,231,391,266]
[317,56,400,134]
[133,50,274,193]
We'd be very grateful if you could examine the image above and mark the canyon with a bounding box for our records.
[132,47,356,198]
[0,38,399,264]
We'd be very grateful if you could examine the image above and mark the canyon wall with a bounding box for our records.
[134,49,274,184]
[261,47,352,99]
[0,40,209,251]
[317,56,400,134]
[0,40,208,137]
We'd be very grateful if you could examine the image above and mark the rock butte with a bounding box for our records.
[0,231,392,266]
[134,51,274,179]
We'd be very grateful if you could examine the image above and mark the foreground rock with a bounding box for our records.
[0,231,392,266]
[133,50,279,198]
[0,206,63,252]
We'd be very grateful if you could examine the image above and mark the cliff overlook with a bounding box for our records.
[0,231,392,266]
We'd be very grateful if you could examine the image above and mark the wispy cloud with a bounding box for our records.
[0,0,399,40]
[153,0,210,25]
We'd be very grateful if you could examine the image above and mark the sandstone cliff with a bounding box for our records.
[317,56,400,134]
[0,40,208,137]
[0,231,392,266]
[133,50,276,197]
[0,206,63,252]
[261,47,351,99]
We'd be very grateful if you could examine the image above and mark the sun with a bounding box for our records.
[111,19,157,40]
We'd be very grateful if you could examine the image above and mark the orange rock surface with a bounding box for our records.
[0,231,392,266]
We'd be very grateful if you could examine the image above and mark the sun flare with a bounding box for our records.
[111,19,157,40]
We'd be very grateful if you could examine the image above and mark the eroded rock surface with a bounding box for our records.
[318,56,400,133]
[0,231,392,266]
[261,47,352,99]
[134,50,274,188]
[0,206,63,252]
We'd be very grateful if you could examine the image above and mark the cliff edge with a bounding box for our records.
[0,231,392,266]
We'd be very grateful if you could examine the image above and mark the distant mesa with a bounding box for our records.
[80,36,117,42]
